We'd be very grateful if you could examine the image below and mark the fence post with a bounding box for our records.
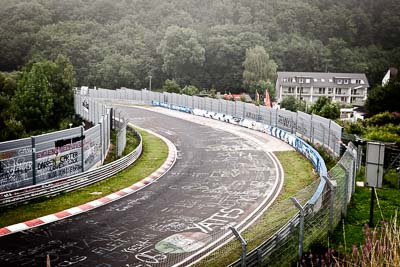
[290,197,305,264]
[342,168,350,217]
[81,126,84,172]
[99,121,103,163]
[322,176,336,233]
[229,226,247,267]
[257,248,263,265]
[31,137,36,185]
[328,120,332,149]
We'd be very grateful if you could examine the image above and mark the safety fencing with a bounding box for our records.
[0,95,134,206]
[80,87,356,266]
[86,88,343,156]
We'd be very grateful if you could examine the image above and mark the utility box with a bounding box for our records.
[365,142,385,188]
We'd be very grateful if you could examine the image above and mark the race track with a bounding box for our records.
[0,107,290,267]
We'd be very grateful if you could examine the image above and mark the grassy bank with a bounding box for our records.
[196,151,319,267]
[0,128,168,228]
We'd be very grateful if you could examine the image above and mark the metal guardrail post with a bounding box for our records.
[290,197,305,265]
[31,136,36,185]
[322,176,336,233]
[229,226,247,267]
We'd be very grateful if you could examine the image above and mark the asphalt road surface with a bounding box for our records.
[0,107,286,267]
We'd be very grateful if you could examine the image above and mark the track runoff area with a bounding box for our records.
[0,106,293,266]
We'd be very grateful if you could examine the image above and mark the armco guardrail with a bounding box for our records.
[0,129,142,207]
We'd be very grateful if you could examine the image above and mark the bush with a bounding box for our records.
[364,124,400,143]
[365,112,400,127]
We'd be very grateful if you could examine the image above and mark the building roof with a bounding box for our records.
[276,71,370,88]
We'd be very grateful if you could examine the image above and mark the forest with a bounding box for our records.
[0,0,399,91]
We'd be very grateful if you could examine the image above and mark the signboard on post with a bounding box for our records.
[365,142,385,188]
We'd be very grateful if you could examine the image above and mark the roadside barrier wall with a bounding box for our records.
[0,95,130,194]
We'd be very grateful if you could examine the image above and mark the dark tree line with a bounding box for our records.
[0,0,399,91]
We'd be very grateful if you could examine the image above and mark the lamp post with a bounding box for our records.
[149,75,152,91]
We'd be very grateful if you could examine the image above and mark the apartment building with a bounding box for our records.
[276,72,369,106]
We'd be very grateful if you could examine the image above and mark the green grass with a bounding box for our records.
[195,151,319,267]
[0,128,168,228]
[103,128,140,164]
[331,184,400,253]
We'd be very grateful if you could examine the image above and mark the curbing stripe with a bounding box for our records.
[87,200,104,207]
[55,211,70,218]
[65,207,83,215]
[0,128,177,237]
[39,215,59,223]
[7,223,29,232]
[0,228,11,235]
[25,219,44,228]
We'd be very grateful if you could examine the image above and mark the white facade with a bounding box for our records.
[276,72,370,106]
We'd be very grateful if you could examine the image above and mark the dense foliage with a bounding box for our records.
[309,96,341,120]
[0,0,399,92]
[0,56,75,141]
[366,79,400,115]
[341,112,400,143]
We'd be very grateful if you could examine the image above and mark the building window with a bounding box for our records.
[351,89,357,95]
[351,79,356,84]
[292,77,296,83]
[305,78,310,83]
[318,88,325,94]
[321,78,325,82]
[298,78,304,83]
[328,88,333,94]
[336,88,342,94]
[337,79,343,84]
[288,87,295,93]
[329,79,333,82]
[344,79,349,84]
[282,77,287,82]
[341,97,346,102]
[313,78,318,82]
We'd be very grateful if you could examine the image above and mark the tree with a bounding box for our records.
[243,45,277,92]
[158,26,205,85]
[41,55,75,127]
[162,79,181,93]
[180,85,199,96]
[366,79,400,115]
[12,63,54,132]
[280,96,304,112]
[251,80,276,102]
[310,96,340,119]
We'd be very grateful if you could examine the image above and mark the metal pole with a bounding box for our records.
[149,75,152,91]
[290,197,305,264]
[328,120,331,149]
[369,187,375,227]
[31,137,36,185]
[99,121,103,163]
[229,226,247,267]
[343,168,349,217]
[322,176,336,233]
[81,126,85,172]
